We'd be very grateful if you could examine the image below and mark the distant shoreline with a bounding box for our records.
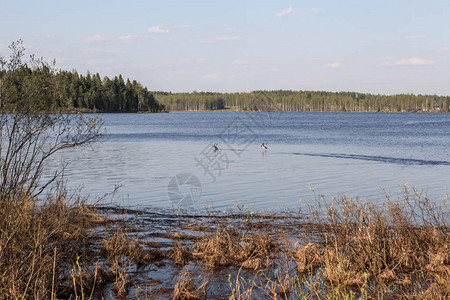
[154,91,450,113]
[1,108,446,114]
[164,108,446,113]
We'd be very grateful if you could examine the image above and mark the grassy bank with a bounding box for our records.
[1,186,447,299]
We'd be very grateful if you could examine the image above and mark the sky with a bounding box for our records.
[1,0,450,95]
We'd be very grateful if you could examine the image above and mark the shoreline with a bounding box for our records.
[2,108,447,114]
[165,109,446,113]
[5,187,445,299]
[88,192,450,299]
[1,186,448,298]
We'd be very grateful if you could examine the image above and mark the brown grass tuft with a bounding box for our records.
[170,242,193,267]
[0,188,109,299]
[192,224,277,270]
[172,271,208,300]
[294,242,322,274]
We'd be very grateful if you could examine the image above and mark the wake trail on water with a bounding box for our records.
[287,152,450,166]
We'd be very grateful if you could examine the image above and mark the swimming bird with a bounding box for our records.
[213,142,218,151]
[261,142,268,150]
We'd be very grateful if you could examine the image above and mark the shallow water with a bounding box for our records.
[49,112,450,211]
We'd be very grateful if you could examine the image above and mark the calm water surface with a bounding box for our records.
[52,112,450,211]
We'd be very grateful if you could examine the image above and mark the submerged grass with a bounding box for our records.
[0,185,448,298]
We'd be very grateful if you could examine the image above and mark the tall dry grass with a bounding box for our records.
[227,186,449,299]
[0,186,107,299]
[305,187,449,294]
[169,186,448,299]
[2,181,447,299]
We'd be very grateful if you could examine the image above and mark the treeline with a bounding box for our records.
[154,90,450,113]
[54,71,165,112]
[1,64,165,113]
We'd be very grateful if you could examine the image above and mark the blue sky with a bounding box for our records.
[1,0,450,95]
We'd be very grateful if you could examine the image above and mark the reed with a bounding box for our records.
[1,185,447,298]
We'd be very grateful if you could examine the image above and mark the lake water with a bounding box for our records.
[52,112,450,211]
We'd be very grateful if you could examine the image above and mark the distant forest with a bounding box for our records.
[53,71,165,112]
[154,91,450,113]
[0,67,165,113]
[2,65,449,114]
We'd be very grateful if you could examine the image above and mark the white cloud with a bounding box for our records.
[232,59,249,66]
[324,62,341,69]
[202,73,221,80]
[276,6,294,17]
[440,47,450,52]
[118,35,139,43]
[171,25,196,29]
[405,34,425,40]
[386,57,434,66]
[148,25,169,34]
[175,69,201,76]
[45,35,58,40]
[215,36,240,41]
[82,47,121,56]
[85,34,106,43]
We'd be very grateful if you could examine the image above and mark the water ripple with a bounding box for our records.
[289,152,450,166]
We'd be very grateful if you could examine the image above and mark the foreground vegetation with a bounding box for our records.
[2,186,447,299]
[154,90,450,113]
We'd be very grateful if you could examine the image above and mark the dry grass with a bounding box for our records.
[172,270,208,300]
[1,184,447,299]
[170,242,193,267]
[0,188,108,299]
[190,214,278,270]
[306,187,449,296]
[171,186,449,299]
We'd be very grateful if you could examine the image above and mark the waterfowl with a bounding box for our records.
[261,143,268,150]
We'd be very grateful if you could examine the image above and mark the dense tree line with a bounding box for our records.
[154,90,450,113]
[53,71,165,112]
[1,52,165,113]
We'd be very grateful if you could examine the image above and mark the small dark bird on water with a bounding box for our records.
[213,142,218,151]
[261,142,268,149]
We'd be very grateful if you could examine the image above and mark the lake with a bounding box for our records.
[52,112,450,211]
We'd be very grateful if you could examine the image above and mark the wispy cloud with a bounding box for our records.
[82,47,121,55]
[148,25,170,34]
[405,34,425,40]
[276,6,294,17]
[45,35,59,40]
[202,73,221,80]
[171,25,196,29]
[232,59,249,66]
[85,34,106,43]
[118,35,139,43]
[386,57,434,66]
[439,47,450,52]
[324,62,341,69]
[215,36,240,41]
